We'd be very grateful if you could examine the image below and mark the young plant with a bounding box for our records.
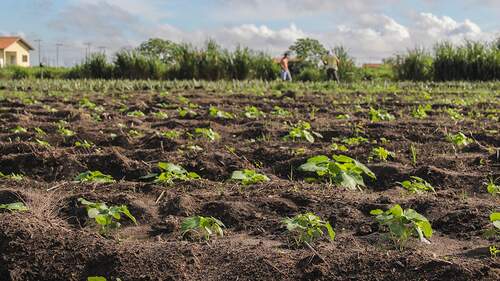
[35,139,51,147]
[0,172,24,181]
[78,198,137,235]
[370,204,432,249]
[398,176,435,194]
[411,104,431,119]
[74,140,94,149]
[126,110,145,117]
[146,162,200,185]
[153,111,169,119]
[178,107,197,118]
[10,125,27,134]
[282,212,335,246]
[209,106,234,119]
[57,121,75,137]
[244,106,266,119]
[0,202,28,212]
[446,132,472,147]
[75,171,116,183]
[161,130,181,140]
[271,106,291,117]
[370,147,395,162]
[230,169,270,185]
[446,108,464,121]
[369,107,395,122]
[193,128,220,141]
[299,154,376,191]
[341,136,368,147]
[409,144,418,166]
[283,121,322,143]
[181,216,225,241]
[486,177,500,196]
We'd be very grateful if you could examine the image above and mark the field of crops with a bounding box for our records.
[0,80,499,281]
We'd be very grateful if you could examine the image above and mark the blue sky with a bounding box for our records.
[1,0,498,65]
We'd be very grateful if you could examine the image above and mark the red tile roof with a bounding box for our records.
[0,37,34,50]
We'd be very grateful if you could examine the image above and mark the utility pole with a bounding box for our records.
[84,42,92,61]
[34,39,43,79]
[56,43,63,67]
[34,39,42,66]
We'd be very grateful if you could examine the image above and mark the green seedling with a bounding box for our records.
[79,97,97,110]
[398,176,435,194]
[10,125,27,134]
[128,129,144,138]
[341,136,369,147]
[486,178,500,196]
[370,204,433,250]
[230,169,270,185]
[144,162,200,185]
[446,132,472,147]
[490,246,500,258]
[161,130,181,140]
[209,106,234,119]
[330,143,348,152]
[244,106,266,119]
[446,108,464,120]
[193,128,220,141]
[0,172,24,181]
[87,277,122,281]
[34,127,47,137]
[485,212,500,238]
[282,212,335,246]
[336,114,350,119]
[369,107,395,122]
[75,171,116,183]
[284,121,322,143]
[271,106,291,117]
[409,144,418,166]
[412,104,431,119]
[153,111,169,119]
[181,216,225,241]
[178,107,197,118]
[78,198,137,235]
[126,110,145,117]
[35,139,51,147]
[299,154,376,191]
[370,147,395,162]
[75,140,94,149]
[0,202,28,212]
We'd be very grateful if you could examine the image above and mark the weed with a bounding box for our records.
[371,204,432,249]
[161,130,181,140]
[231,169,270,185]
[0,172,24,181]
[181,216,225,241]
[299,154,376,191]
[282,212,335,246]
[78,198,137,235]
[75,140,94,149]
[409,144,418,166]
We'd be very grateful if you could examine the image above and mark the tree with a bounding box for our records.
[136,38,181,65]
[288,38,327,65]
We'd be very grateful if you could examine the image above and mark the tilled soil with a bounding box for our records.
[0,89,499,281]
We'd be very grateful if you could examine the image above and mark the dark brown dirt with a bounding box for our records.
[0,89,499,281]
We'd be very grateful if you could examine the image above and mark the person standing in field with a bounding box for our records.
[323,51,340,82]
[280,52,292,81]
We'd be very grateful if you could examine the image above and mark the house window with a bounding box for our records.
[22,55,28,63]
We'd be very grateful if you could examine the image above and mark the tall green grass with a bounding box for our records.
[394,40,499,81]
